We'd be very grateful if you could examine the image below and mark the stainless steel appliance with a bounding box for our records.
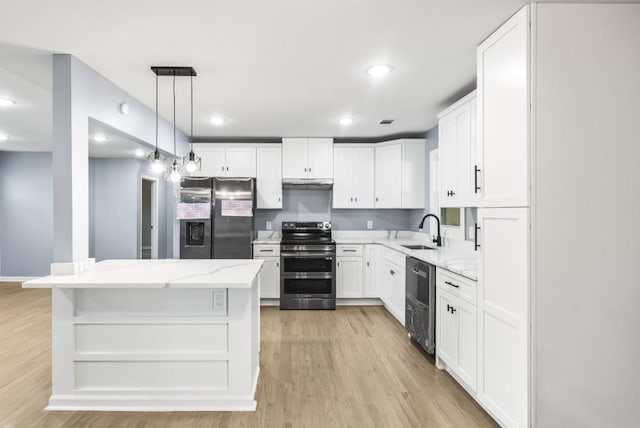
[406,257,436,354]
[280,222,336,310]
[179,177,256,259]
[179,177,213,259]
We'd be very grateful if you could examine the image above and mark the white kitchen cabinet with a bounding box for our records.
[400,140,426,208]
[374,140,426,209]
[336,257,363,298]
[374,143,402,208]
[193,144,256,178]
[363,245,380,298]
[253,244,280,299]
[476,207,529,428]
[436,268,478,394]
[256,146,282,209]
[333,146,374,209]
[282,138,333,179]
[438,91,477,208]
[380,248,406,325]
[477,7,529,207]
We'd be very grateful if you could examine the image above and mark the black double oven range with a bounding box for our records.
[279,222,336,310]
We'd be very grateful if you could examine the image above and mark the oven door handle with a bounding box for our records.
[281,253,334,259]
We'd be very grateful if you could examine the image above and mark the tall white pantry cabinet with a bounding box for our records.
[477,4,640,428]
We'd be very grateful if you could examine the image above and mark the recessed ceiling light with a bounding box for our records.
[134,149,145,157]
[0,134,10,141]
[366,64,393,77]
[93,134,108,143]
[209,117,226,126]
[0,98,16,107]
[338,117,354,126]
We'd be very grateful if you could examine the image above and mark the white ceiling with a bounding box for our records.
[88,121,156,159]
[0,0,529,151]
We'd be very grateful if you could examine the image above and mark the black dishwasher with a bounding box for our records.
[405,257,436,354]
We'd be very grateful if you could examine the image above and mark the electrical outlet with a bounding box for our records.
[212,290,227,315]
[367,220,373,230]
[266,221,272,230]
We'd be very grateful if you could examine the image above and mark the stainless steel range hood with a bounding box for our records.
[282,178,333,190]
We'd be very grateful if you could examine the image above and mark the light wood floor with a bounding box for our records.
[0,283,496,428]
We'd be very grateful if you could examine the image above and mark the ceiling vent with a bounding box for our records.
[379,119,394,125]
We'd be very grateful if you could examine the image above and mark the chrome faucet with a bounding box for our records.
[418,214,442,247]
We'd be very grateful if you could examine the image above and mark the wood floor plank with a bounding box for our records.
[0,282,496,427]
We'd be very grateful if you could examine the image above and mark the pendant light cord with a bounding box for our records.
[190,74,194,148]
[155,73,159,153]
[173,73,176,162]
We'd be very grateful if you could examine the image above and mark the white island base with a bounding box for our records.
[24,259,262,412]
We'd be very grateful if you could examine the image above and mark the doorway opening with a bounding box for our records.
[141,177,159,259]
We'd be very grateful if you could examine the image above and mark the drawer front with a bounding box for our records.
[436,268,477,305]
[337,245,363,257]
[253,244,280,257]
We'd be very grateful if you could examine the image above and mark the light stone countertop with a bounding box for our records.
[23,259,264,289]
[253,230,477,280]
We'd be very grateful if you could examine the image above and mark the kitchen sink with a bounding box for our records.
[401,244,436,250]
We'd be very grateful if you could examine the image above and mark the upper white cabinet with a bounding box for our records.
[256,146,282,209]
[282,138,333,179]
[333,146,375,208]
[477,6,529,207]
[438,91,477,207]
[374,139,425,209]
[193,144,256,178]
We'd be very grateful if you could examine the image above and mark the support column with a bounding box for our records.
[51,54,90,274]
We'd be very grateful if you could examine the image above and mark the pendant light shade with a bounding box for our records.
[183,73,201,175]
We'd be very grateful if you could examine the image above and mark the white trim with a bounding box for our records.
[140,175,159,260]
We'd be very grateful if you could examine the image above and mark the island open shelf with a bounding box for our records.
[24,259,263,412]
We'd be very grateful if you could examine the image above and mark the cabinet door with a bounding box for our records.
[456,299,478,392]
[353,147,375,208]
[257,257,280,298]
[256,146,282,209]
[477,6,530,207]
[363,245,380,298]
[282,138,308,179]
[401,140,426,208]
[437,290,458,367]
[374,144,402,208]
[332,147,354,208]
[307,138,334,179]
[197,145,226,177]
[393,265,406,326]
[477,207,529,428]
[336,257,363,298]
[226,146,256,177]
[439,114,458,207]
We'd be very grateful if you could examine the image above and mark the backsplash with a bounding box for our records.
[255,189,415,231]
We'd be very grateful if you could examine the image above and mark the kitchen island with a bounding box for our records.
[23,259,263,412]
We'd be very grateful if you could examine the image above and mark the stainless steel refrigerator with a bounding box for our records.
[179,177,255,259]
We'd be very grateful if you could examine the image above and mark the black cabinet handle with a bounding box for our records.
[474,223,481,252]
[444,281,459,288]
[474,165,481,193]
[451,307,457,314]
[390,270,395,276]
[446,304,451,312]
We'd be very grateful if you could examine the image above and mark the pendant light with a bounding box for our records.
[183,73,201,174]
[147,72,166,174]
[166,72,183,183]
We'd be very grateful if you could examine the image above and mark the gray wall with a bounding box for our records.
[409,126,439,233]
[256,189,413,231]
[0,152,53,276]
[89,158,170,261]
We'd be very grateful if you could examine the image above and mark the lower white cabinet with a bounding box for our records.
[253,244,280,299]
[363,245,380,298]
[336,257,363,298]
[380,248,406,325]
[436,268,478,394]
[336,244,364,298]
